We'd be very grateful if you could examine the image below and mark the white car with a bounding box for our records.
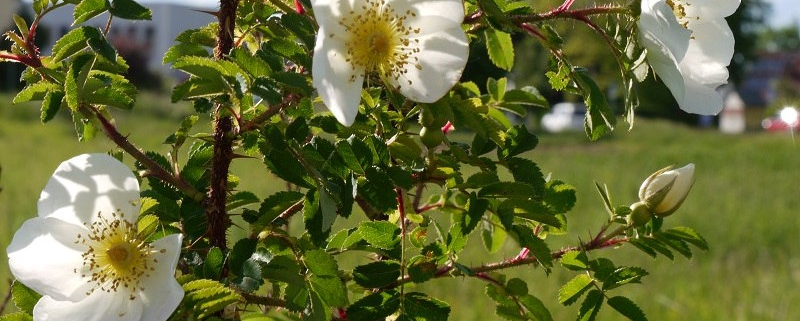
[541,102,586,133]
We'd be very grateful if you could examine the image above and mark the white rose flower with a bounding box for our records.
[638,163,696,217]
[311,0,469,126]
[7,154,184,321]
[638,0,740,115]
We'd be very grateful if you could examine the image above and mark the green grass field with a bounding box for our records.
[1,93,799,320]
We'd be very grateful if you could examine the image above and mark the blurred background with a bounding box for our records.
[1,0,799,319]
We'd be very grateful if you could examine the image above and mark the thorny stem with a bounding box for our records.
[238,291,288,308]
[463,5,629,26]
[239,94,300,133]
[389,231,630,288]
[274,199,305,224]
[87,105,205,202]
[206,0,239,251]
[511,5,630,24]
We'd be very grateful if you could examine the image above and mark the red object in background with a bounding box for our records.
[762,107,800,132]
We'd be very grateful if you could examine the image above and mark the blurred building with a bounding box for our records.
[739,52,800,107]
[14,0,217,87]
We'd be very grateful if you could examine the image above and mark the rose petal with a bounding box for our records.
[38,154,140,226]
[312,31,365,126]
[139,234,184,321]
[391,0,464,35]
[392,26,468,102]
[7,217,92,301]
[33,291,144,321]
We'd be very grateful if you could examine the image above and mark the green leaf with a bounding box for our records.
[578,290,604,321]
[109,0,152,20]
[348,291,400,320]
[510,225,553,269]
[183,279,243,319]
[388,133,422,164]
[662,227,709,251]
[12,281,41,315]
[518,294,553,321]
[654,233,693,259]
[484,29,514,71]
[487,77,507,101]
[358,166,398,212]
[546,60,570,91]
[319,186,338,233]
[573,68,616,140]
[353,261,401,288]
[460,171,500,189]
[0,312,33,321]
[165,114,199,146]
[233,258,263,292]
[248,191,304,227]
[13,81,61,104]
[506,157,546,193]
[226,191,260,212]
[262,255,304,284]
[400,292,451,321]
[74,0,107,24]
[52,27,102,63]
[602,267,648,291]
[72,112,97,142]
[229,238,257,275]
[502,86,549,109]
[32,0,51,14]
[501,126,538,158]
[358,221,400,250]
[309,275,348,307]
[86,34,117,62]
[64,54,94,111]
[481,215,507,253]
[476,0,511,30]
[202,247,224,279]
[163,43,210,64]
[628,238,659,258]
[136,213,159,238]
[41,91,64,123]
[498,199,561,228]
[84,86,134,109]
[544,180,577,214]
[505,278,528,296]
[479,182,539,199]
[336,139,366,174]
[264,38,311,68]
[462,194,489,234]
[607,296,647,321]
[231,47,272,78]
[273,72,313,94]
[558,274,593,306]
[304,249,339,277]
[560,251,590,271]
[408,260,438,283]
[173,56,240,79]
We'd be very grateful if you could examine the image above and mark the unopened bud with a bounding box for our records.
[638,163,695,217]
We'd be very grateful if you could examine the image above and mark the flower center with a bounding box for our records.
[75,210,163,300]
[340,0,421,87]
[665,0,696,29]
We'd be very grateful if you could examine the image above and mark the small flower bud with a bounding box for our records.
[638,163,695,217]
